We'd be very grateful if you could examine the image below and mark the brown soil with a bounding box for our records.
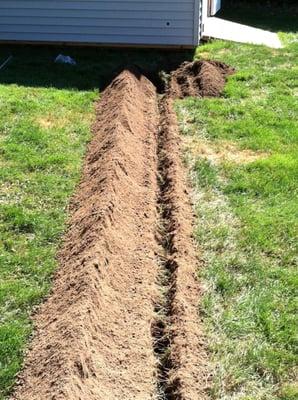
[11,68,211,400]
[156,97,209,399]
[12,70,160,400]
[168,60,235,99]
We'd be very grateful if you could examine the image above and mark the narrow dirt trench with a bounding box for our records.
[153,97,209,400]
[11,69,209,400]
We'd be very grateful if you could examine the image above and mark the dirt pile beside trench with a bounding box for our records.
[168,60,235,99]
[11,70,160,400]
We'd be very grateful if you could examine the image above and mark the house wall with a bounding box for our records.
[0,0,199,46]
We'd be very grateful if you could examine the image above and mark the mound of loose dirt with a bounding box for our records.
[11,70,160,400]
[168,60,235,99]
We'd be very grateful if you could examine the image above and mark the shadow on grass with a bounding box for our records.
[219,0,298,33]
[0,45,194,92]
[0,2,296,91]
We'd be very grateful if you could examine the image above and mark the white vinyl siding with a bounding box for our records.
[0,0,198,46]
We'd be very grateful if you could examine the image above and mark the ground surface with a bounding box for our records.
[0,3,297,400]
[10,70,209,400]
[0,80,96,399]
[0,46,191,400]
[176,7,298,400]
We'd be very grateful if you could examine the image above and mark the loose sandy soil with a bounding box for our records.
[11,62,231,400]
[169,60,234,99]
[157,97,209,398]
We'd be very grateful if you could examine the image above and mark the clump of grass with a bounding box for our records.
[176,11,298,400]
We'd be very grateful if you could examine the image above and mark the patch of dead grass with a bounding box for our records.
[36,114,72,130]
[183,136,268,166]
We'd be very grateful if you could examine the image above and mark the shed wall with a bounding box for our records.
[0,0,197,46]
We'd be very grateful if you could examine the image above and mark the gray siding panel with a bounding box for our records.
[0,0,196,46]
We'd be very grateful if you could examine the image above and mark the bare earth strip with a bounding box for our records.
[157,97,209,399]
[11,70,208,400]
[11,70,160,400]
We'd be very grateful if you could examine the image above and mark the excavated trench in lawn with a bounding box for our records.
[11,62,232,400]
[153,96,209,400]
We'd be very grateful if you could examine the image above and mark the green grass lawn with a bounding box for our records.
[176,6,298,400]
[0,79,97,399]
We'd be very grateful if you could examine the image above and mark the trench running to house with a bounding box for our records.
[153,97,179,399]
[153,96,210,400]
[10,68,214,400]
